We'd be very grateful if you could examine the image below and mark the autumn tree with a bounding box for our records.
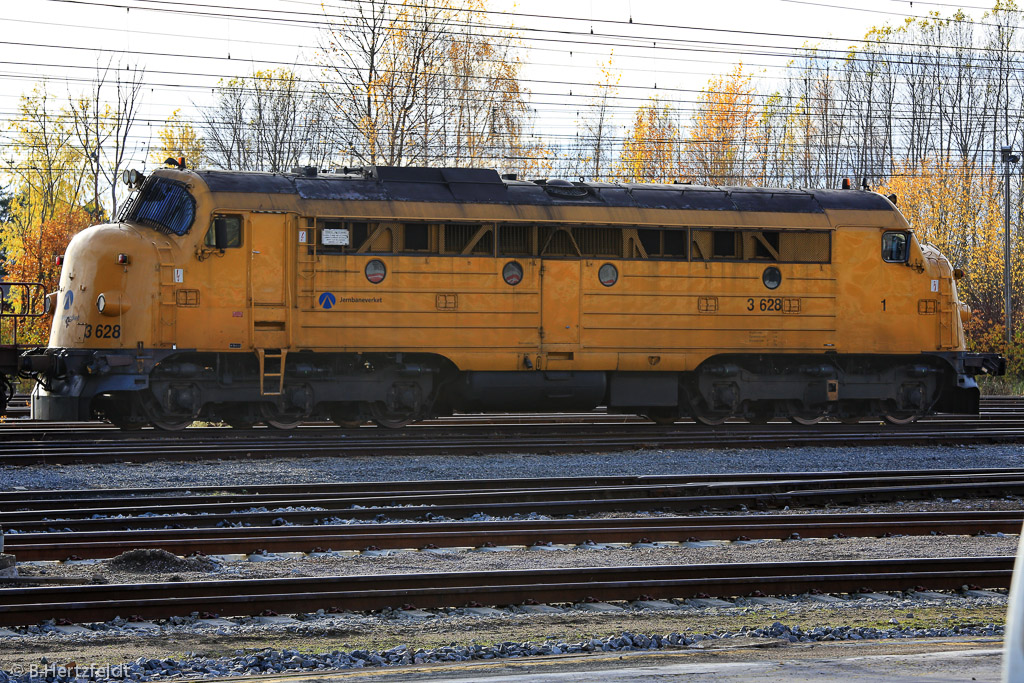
[318,0,535,172]
[66,62,144,217]
[878,159,1011,323]
[683,64,760,185]
[562,55,620,181]
[1,88,85,343]
[151,108,207,168]
[201,69,332,172]
[616,99,681,183]
[1,75,144,343]
[1,207,92,343]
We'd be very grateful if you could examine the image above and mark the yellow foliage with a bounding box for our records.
[2,85,95,344]
[878,158,1010,322]
[684,63,760,185]
[319,0,531,170]
[617,99,681,183]
[150,108,205,168]
[877,158,1024,369]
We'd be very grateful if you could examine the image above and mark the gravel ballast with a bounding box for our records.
[0,443,1018,491]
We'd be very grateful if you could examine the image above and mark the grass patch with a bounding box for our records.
[978,374,1024,396]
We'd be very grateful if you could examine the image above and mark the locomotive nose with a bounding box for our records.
[49,222,157,348]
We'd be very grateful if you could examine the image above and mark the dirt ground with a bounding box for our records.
[0,601,1007,672]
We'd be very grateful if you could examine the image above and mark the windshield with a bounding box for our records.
[120,176,196,236]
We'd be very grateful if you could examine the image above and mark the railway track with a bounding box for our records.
[0,557,1011,627]
[2,470,1018,630]
[3,468,1024,532]
[0,396,1021,434]
[5,509,1022,562]
[2,416,1024,465]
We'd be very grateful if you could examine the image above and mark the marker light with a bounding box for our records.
[55,255,64,266]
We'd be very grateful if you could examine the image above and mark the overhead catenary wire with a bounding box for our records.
[1,0,1023,188]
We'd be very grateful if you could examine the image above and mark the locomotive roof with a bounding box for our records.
[193,167,895,215]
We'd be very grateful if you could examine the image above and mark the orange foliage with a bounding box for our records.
[617,99,680,183]
[2,207,90,344]
[684,64,760,185]
[877,157,1024,369]
[877,158,1012,324]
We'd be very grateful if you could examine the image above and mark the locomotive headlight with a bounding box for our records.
[96,291,131,317]
[116,253,131,265]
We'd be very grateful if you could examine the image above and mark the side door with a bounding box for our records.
[540,259,580,347]
[249,212,290,349]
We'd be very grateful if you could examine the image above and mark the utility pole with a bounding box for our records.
[1001,146,1019,345]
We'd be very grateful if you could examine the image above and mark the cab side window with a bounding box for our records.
[882,231,908,263]
[204,215,243,248]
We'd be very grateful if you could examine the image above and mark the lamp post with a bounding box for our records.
[1001,146,1019,346]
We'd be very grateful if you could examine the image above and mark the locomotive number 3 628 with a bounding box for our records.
[747,298,784,312]
[83,324,121,339]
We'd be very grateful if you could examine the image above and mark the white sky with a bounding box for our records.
[0,0,1001,171]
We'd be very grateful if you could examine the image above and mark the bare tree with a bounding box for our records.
[318,0,534,171]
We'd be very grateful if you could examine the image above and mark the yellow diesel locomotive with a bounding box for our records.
[24,165,1004,429]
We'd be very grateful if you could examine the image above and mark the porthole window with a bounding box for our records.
[502,261,523,286]
[598,263,619,287]
[365,259,387,284]
[762,266,782,290]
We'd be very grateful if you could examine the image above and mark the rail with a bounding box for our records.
[0,557,1011,627]
[5,509,1022,562]
[4,468,1024,532]
[3,414,1024,464]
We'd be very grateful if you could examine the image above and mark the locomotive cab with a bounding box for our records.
[32,171,201,424]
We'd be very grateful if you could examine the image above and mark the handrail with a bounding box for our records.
[1,281,48,348]
[0,281,48,318]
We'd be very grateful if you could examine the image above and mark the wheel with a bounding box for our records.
[369,401,417,428]
[695,414,730,426]
[786,401,824,425]
[98,397,146,430]
[140,395,192,431]
[640,408,680,425]
[259,404,302,430]
[882,413,919,425]
[151,418,193,431]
